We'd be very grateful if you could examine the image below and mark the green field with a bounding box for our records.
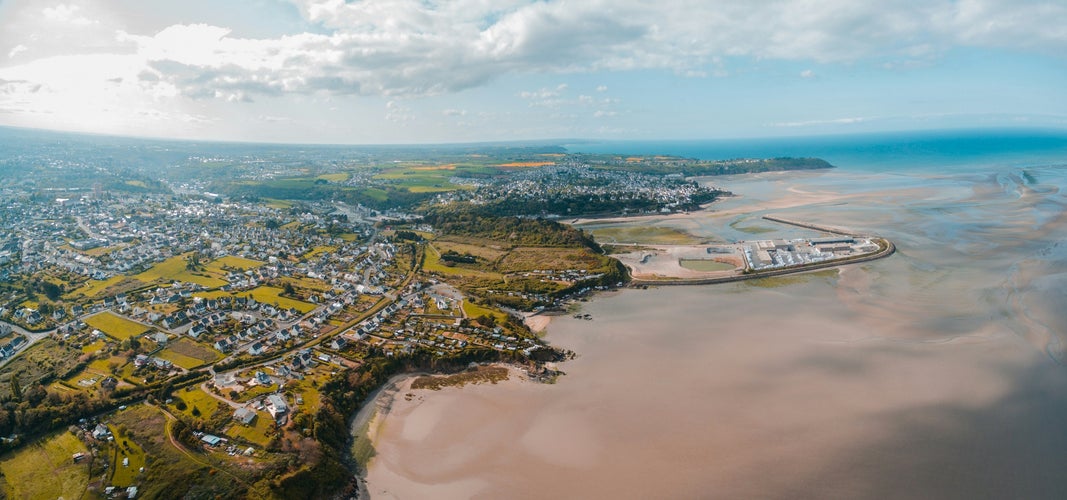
[245,286,317,313]
[263,198,294,209]
[234,383,278,403]
[589,225,707,245]
[304,245,337,260]
[226,410,274,447]
[316,172,350,182]
[68,275,142,299]
[81,339,107,353]
[135,254,228,287]
[157,339,221,370]
[424,244,503,278]
[499,246,606,272]
[0,339,82,395]
[85,311,150,340]
[462,300,508,324]
[207,255,263,272]
[679,259,736,272]
[109,425,147,487]
[109,405,252,499]
[0,431,90,500]
[174,387,224,421]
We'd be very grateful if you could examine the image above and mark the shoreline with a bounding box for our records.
[348,364,536,497]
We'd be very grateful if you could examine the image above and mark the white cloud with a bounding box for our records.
[0,0,1065,140]
[42,4,97,26]
[8,45,28,59]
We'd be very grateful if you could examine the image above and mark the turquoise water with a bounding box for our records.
[565,128,1067,172]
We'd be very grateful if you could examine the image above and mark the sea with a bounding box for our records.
[361,128,1067,499]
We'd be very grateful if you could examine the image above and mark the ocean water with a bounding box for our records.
[565,128,1067,172]
[363,129,1067,499]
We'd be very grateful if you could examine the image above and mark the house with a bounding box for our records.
[134,354,149,367]
[255,371,271,385]
[248,342,265,356]
[92,424,110,439]
[329,337,347,350]
[201,434,223,446]
[214,338,232,353]
[267,394,288,419]
[233,407,257,425]
[151,357,172,370]
[151,331,168,344]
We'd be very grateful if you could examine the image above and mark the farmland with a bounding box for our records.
[84,311,150,340]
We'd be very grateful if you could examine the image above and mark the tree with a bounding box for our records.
[40,282,61,301]
[10,373,21,402]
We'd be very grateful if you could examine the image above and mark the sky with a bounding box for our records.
[0,0,1065,144]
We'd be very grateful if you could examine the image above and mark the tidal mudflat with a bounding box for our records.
[360,163,1067,499]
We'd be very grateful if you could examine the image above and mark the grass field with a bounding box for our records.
[0,339,82,395]
[234,383,278,403]
[499,246,605,272]
[157,339,221,370]
[304,245,337,260]
[206,256,263,272]
[68,275,141,299]
[434,240,508,261]
[316,172,350,182]
[110,405,254,499]
[226,410,273,447]
[679,259,736,272]
[135,254,228,288]
[462,300,508,324]
[155,336,220,368]
[85,311,150,340]
[81,339,106,354]
[244,286,317,313]
[589,225,706,245]
[0,431,89,500]
[109,425,147,487]
[262,198,294,209]
[173,387,223,421]
[424,244,503,278]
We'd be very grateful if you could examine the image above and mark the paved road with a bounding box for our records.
[0,320,55,369]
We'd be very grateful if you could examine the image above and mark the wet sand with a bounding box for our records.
[363,165,1067,499]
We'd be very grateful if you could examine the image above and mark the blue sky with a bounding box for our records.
[0,0,1064,144]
